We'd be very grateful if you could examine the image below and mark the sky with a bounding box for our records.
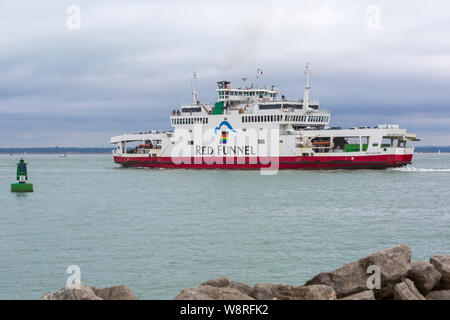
[0,0,449,147]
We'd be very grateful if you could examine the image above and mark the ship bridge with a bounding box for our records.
[169,64,329,128]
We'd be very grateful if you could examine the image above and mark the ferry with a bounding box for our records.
[110,64,419,170]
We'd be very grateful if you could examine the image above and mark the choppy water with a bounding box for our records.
[0,153,449,299]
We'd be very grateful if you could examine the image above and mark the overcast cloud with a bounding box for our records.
[0,0,449,146]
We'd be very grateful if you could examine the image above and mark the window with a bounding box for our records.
[181,107,201,113]
[283,104,302,110]
[259,104,282,110]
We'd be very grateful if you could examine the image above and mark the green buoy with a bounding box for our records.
[11,159,33,192]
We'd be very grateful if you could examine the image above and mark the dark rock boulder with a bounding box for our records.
[41,286,103,300]
[200,276,253,296]
[339,290,375,300]
[92,285,138,300]
[174,285,254,300]
[249,283,293,300]
[393,279,425,300]
[305,261,366,298]
[430,255,450,289]
[41,284,137,300]
[292,285,336,300]
[407,261,441,295]
[249,283,336,300]
[306,244,412,298]
[426,290,450,300]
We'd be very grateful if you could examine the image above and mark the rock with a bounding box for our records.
[305,260,366,299]
[41,286,103,300]
[393,279,425,300]
[407,261,441,295]
[249,283,290,300]
[41,284,138,300]
[200,276,253,296]
[306,244,412,299]
[426,290,450,300]
[249,283,336,300]
[339,290,375,300]
[292,285,336,300]
[430,255,450,289]
[175,284,254,300]
[92,285,138,300]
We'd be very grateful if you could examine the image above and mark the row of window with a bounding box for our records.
[171,114,329,125]
[309,115,329,122]
[241,114,329,123]
[218,91,276,98]
[259,104,303,110]
[181,107,202,113]
[171,117,209,125]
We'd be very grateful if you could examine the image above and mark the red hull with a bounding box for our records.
[113,154,413,170]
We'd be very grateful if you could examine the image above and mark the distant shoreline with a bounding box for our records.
[0,147,114,154]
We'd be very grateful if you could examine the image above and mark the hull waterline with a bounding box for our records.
[113,154,413,170]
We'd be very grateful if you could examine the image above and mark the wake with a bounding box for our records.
[390,167,450,172]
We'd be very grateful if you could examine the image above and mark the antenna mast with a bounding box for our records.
[192,72,199,105]
[303,62,311,111]
[256,68,263,88]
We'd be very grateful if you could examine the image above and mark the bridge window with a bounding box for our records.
[259,104,282,110]
[182,107,201,113]
[283,104,302,110]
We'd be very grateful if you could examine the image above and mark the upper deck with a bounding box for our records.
[170,65,328,128]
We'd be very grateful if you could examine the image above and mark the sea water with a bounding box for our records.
[0,153,449,299]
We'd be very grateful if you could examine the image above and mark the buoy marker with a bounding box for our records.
[11,159,33,192]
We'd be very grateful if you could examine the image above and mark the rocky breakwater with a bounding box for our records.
[175,245,450,300]
[41,284,138,300]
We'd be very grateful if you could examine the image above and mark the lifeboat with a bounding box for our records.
[312,141,330,146]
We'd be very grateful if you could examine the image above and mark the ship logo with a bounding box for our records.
[214,121,237,134]
[220,131,228,144]
[215,121,237,144]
